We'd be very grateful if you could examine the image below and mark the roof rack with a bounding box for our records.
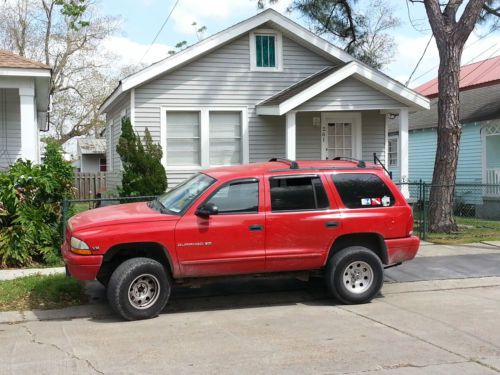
[333,156,366,168]
[269,158,299,169]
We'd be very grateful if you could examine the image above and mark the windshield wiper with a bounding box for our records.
[149,198,174,215]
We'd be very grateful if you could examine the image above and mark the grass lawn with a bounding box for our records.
[0,274,87,311]
[426,217,500,245]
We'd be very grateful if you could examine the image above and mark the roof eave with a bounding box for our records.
[256,61,430,114]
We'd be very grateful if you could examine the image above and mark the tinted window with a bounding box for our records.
[206,180,259,214]
[332,173,395,209]
[270,176,329,211]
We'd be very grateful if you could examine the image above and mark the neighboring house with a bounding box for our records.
[74,138,107,172]
[100,9,429,192]
[0,49,51,170]
[388,56,500,218]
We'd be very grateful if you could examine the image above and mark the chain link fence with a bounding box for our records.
[61,196,157,237]
[61,182,500,242]
[397,181,500,240]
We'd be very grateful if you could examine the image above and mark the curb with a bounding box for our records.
[2,276,500,324]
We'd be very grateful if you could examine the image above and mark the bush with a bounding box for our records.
[0,140,74,268]
[116,117,167,196]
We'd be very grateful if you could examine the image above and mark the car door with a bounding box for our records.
[175,178,266,277]
[264,174,342,272]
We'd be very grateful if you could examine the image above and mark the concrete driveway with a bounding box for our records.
[1,242,500,374]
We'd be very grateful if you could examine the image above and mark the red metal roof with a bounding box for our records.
[414,55,500,98]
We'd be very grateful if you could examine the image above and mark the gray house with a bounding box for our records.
[74,138,107,172]
[100,10,429,192]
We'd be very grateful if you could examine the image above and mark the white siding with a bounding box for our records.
[0,89,21,170]
[105,92,130,191]
[362,111,386,164]
[297,77,402,112]
[134,32,335,186]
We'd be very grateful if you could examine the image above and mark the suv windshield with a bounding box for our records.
[155,173,215,214]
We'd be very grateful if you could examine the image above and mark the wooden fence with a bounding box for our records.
[74,172,107,199]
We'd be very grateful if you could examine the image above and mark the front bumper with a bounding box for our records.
[61,242,102,280]
[385,235,420,265]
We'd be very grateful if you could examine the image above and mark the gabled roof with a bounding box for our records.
[415,55,500,98]
[78,138,107,155]
[100,9,356,113]
[0,49,49,69]
[259,65,344,106]
[257,62,430,115]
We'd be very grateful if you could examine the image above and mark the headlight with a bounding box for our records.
[70,237,92,255]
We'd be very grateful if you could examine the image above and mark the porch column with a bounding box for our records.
[399,108,409,198]
[286,111,296,160]
[19,87,39,163]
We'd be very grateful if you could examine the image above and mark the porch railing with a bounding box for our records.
[486,168,500,196]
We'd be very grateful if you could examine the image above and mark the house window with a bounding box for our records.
[166,111,201,166]
[388,136,398,167]
[250,30,282,71]
[164,108,248,168]
[209,111,242,165]
[256,35,275,67]
[99,157,107,172]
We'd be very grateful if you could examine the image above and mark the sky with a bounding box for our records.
[99,0,500,88]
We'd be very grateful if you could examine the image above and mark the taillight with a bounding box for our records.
[407,212,414,236]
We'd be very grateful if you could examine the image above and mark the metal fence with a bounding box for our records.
[397,181,500,239]
[62,195,156,237]
[61,182,500,242]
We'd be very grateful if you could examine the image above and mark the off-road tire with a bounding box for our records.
[107,257,171,321]
[325,246,383,304]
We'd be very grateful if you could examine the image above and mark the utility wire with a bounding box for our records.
[139,0,181,64]
[405,34,433,86]
[408,29,499,86]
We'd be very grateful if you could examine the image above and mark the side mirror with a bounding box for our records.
[195,202,219,217]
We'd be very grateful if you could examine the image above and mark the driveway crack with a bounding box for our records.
[22,325,104,374]
[339,306,500,373]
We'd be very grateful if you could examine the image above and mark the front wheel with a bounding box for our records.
[107,257,171,320]
[325,246,383,304]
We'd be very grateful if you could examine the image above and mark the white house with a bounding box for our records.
[0,49,51,170]
[100,10,430,191]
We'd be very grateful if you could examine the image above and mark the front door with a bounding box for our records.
[321,113,362,160]
[175,178,266,277]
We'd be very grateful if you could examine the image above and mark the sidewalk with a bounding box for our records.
[0,267,65,281]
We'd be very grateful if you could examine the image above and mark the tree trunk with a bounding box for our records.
[428,43,463,233]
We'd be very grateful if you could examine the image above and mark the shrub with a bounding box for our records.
[0,140,74,268]
[116,117,167,196]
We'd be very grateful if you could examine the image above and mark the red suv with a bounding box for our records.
[62,158,419,320]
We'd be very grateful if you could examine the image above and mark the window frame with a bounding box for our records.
[160,107,249,170]
[268,174,330,213]
[199,178,260,215]
[330,172,396,210]
[388,135,399,167]
[249,29,283,72]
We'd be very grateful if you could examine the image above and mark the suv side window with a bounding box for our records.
[270,176,329,211]
[205,180,259,214]
[331,173,395,209]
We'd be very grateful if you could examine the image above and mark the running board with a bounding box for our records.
[384,262,402,269]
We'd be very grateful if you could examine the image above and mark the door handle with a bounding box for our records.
[325,221,339,228]
[249,224,264,231]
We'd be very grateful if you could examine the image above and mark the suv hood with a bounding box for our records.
[69,202,179,231]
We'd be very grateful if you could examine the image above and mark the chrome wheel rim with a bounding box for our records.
[128,274,160,309]
[342,261,373,294]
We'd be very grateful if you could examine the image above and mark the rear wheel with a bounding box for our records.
[325,246,383,304]
[107,257,171,320]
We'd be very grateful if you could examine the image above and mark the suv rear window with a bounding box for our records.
[331,173,395,209]
[270,176,329,211]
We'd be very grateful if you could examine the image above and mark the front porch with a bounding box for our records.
[255,63,426,192]
[0,51,51,170]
